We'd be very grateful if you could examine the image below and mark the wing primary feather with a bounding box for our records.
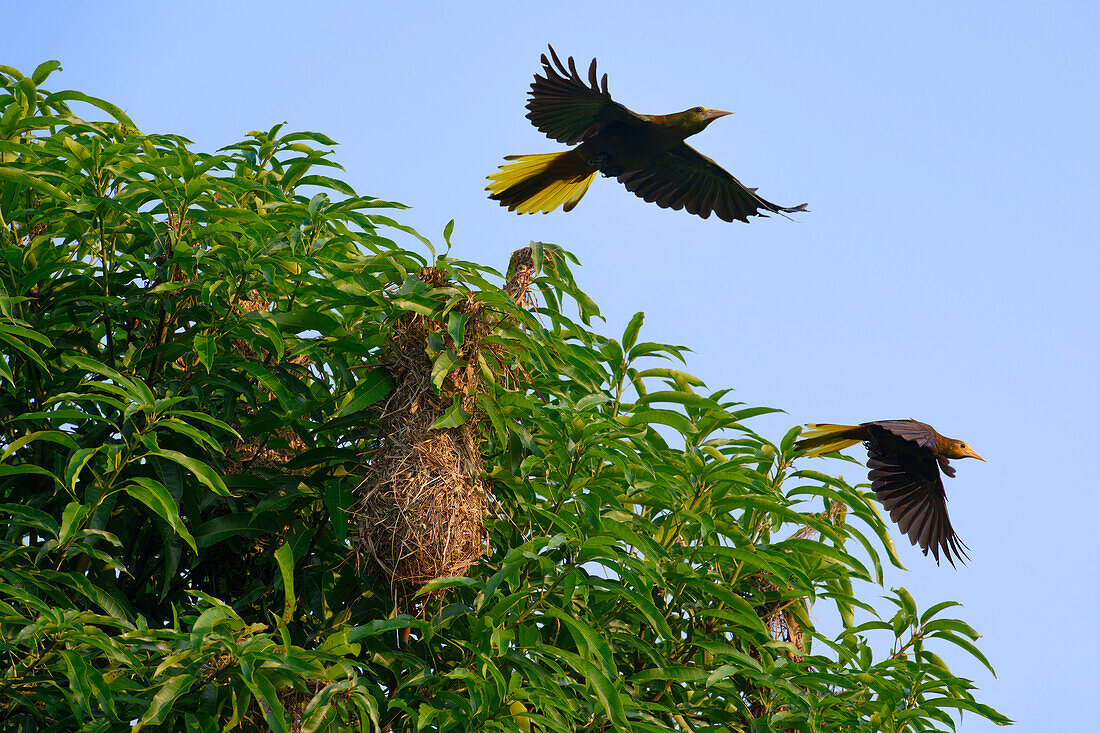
[696,182,719,219]
[547,46,565,74]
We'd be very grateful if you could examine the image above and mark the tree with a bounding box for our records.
[0,62,1009,732]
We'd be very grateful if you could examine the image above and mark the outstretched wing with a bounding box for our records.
[866,447,970,567]
[868,420,940,451]
[526,45,641,145]
[617,142,809,223]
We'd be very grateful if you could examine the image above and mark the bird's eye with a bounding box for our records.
[693,106,705,115]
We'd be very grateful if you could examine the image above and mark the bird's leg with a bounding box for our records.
[587,152,624,178]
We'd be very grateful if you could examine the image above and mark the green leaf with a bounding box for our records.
[336,367,392,416]
[146,448,229,496]
[622,407,697,436]
[924,697,1014,725]
[895,586,918,617]
[195,331,214,372]
[430,348,462,390]
[124,477,198,553]
[0,429,77,462]
[0,322,52,372]
[442,218,455,250]
[64,446,102,492]
[920,600,963,624]
[621,311,644,351]
[323,481,352,543]
[447,309,468,347]
[631,666,711,684]
[415,576,479,596]
[630,390,722,411]
[922,617,979,639]
[633,367,706,387]
[928,630,998,676]
[194,513,273,548]
[155,418,223,453]
[347,616,429,640]
[250,312,285,361]
[58,501,90,544]
[31,60,63,84]
[274,542,296,623]
[239,664,286,730]
[477,393,508,445]
[575,393,611,411]
[63,354,155,405]
[535,646,629,730]
[236,361,297,411]
[429,395,469,429]
[0,503,59,537]
[0,165,74,202]
[0,464,62,488]
[133,673,194,730]
[47,89,140,128]
[541,608,616,672]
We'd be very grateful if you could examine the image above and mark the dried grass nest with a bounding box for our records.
[352,248,544,598]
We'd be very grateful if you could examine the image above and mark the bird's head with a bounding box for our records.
[941,438,986,462]
[674,107,732,135]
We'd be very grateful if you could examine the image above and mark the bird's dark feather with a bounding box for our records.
[868,420,940,451]
[619,143,808,223]
[867,446,969,567]
[525,46,639,145]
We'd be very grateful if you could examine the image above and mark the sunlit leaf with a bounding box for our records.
[124,477,198,553]
[428,395,470,429]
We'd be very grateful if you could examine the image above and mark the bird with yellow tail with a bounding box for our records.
[487,46,807,223]
[796,420,985,567]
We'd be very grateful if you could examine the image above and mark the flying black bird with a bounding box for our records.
[487,45,807,223]
[795,420,985,567]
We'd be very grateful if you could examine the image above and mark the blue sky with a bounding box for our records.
[10,1,1099,728]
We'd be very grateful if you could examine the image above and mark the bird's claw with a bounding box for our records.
[588,152,624,178]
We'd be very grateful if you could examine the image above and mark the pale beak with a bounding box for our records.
[703,109,733,122]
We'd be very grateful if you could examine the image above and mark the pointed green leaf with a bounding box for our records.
[429,395,469,429]
[124,477,197,553]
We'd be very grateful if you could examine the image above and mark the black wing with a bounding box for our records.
[867,447,969,567]
[525,45,641,145]
[617,142,809,223]
[867,420,940,451]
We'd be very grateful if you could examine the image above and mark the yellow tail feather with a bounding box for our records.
[487,151,597,214]
[796,423,864,457]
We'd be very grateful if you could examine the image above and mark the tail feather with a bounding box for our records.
[487,151,597,214]
[795,423,867,457]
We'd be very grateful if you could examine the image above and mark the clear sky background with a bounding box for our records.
[9,1,1098,728]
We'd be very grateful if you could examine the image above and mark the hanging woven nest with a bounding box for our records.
[351,247,556,597]
[352,249,545,596]
[351,315,489,592]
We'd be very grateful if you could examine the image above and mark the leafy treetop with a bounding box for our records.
[0,62,1009,732]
